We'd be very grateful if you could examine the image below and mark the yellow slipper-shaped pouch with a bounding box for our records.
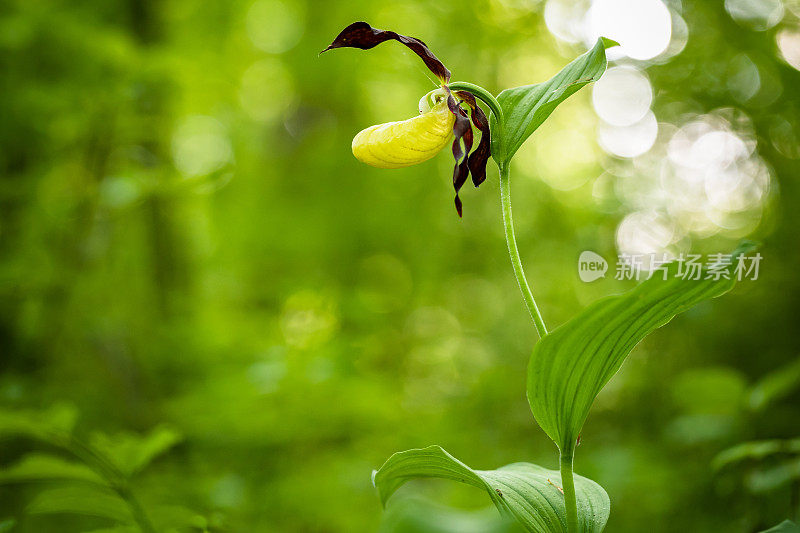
[352,99,454,169]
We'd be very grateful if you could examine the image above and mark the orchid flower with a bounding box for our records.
[321,21,490,217]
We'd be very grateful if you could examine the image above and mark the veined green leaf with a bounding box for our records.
[149,504,209,531]
[760,520,800,533]
[89,425,182,477]
[748,457,800,493]
[380,498,524,533]
[528,244,756,456]
[0,453,106,486]
[490,38,615,164]
[0,404,78,442]
[373,445,609,533]
[26,485,133,523]
[712,438,800,471]
[86,526,142,533]
[749,356,800,411]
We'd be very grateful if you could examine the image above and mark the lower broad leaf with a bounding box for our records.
[372,445,609,533]
[380,498,524,533]
[82,528,138,533]
[760,520,800,533]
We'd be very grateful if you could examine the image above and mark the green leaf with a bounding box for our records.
[86,526,142,533]
[0,453,106,486]
[380,498,524,533]
[599,37,620,49]
[747,457,800,493]
[749,357,800,411]
[712,438,800,471]
[528,244,755,455]
[26,486,133,523]
[0,404,78,442]
[490,38,613,164]
[760,520,800,533]
[149,504,209,531]
[373,445,609,533]
[89,425,182,477]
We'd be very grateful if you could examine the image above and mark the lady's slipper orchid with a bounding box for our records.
[322,22,491,217]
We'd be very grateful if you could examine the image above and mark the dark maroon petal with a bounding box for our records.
[321,21,451,82]
[447,94,473,217]
[455,91,491,187]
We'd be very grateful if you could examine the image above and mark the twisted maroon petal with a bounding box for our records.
[321,22,451,82]
[447,93,473,217]
[454,91,491,187]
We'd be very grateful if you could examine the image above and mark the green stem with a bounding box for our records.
[119,486,158,533]
[499,163,548,338]
[450,82,545,336]
[447,81,504,126]
[560,452,579,533]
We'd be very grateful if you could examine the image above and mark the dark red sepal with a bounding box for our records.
[321,22,451,83]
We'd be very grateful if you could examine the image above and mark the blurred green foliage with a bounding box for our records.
[0,0,799,531]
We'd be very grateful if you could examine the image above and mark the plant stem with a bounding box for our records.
[447,81,504,126]
[499,163,548,338]
[560,451,579,533]
[451,83,546,337]
[119,485,158,533]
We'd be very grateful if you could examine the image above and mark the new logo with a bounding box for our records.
[578,251,608,282]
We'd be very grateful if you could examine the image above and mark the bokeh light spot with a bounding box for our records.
[727,54,761,102]
[776,28,800,71]
[655,10,689,62]
[616,210,681,258]
[246,0,305,53]
[544,0,590,43]
[598,110,658,158]
[593,66,653,126]
[534,126,599,190]
[769,115,800,159]
[725,0,784,31]
[240,58,295,122]
[172,115,233,177]
[587,0,672,60]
